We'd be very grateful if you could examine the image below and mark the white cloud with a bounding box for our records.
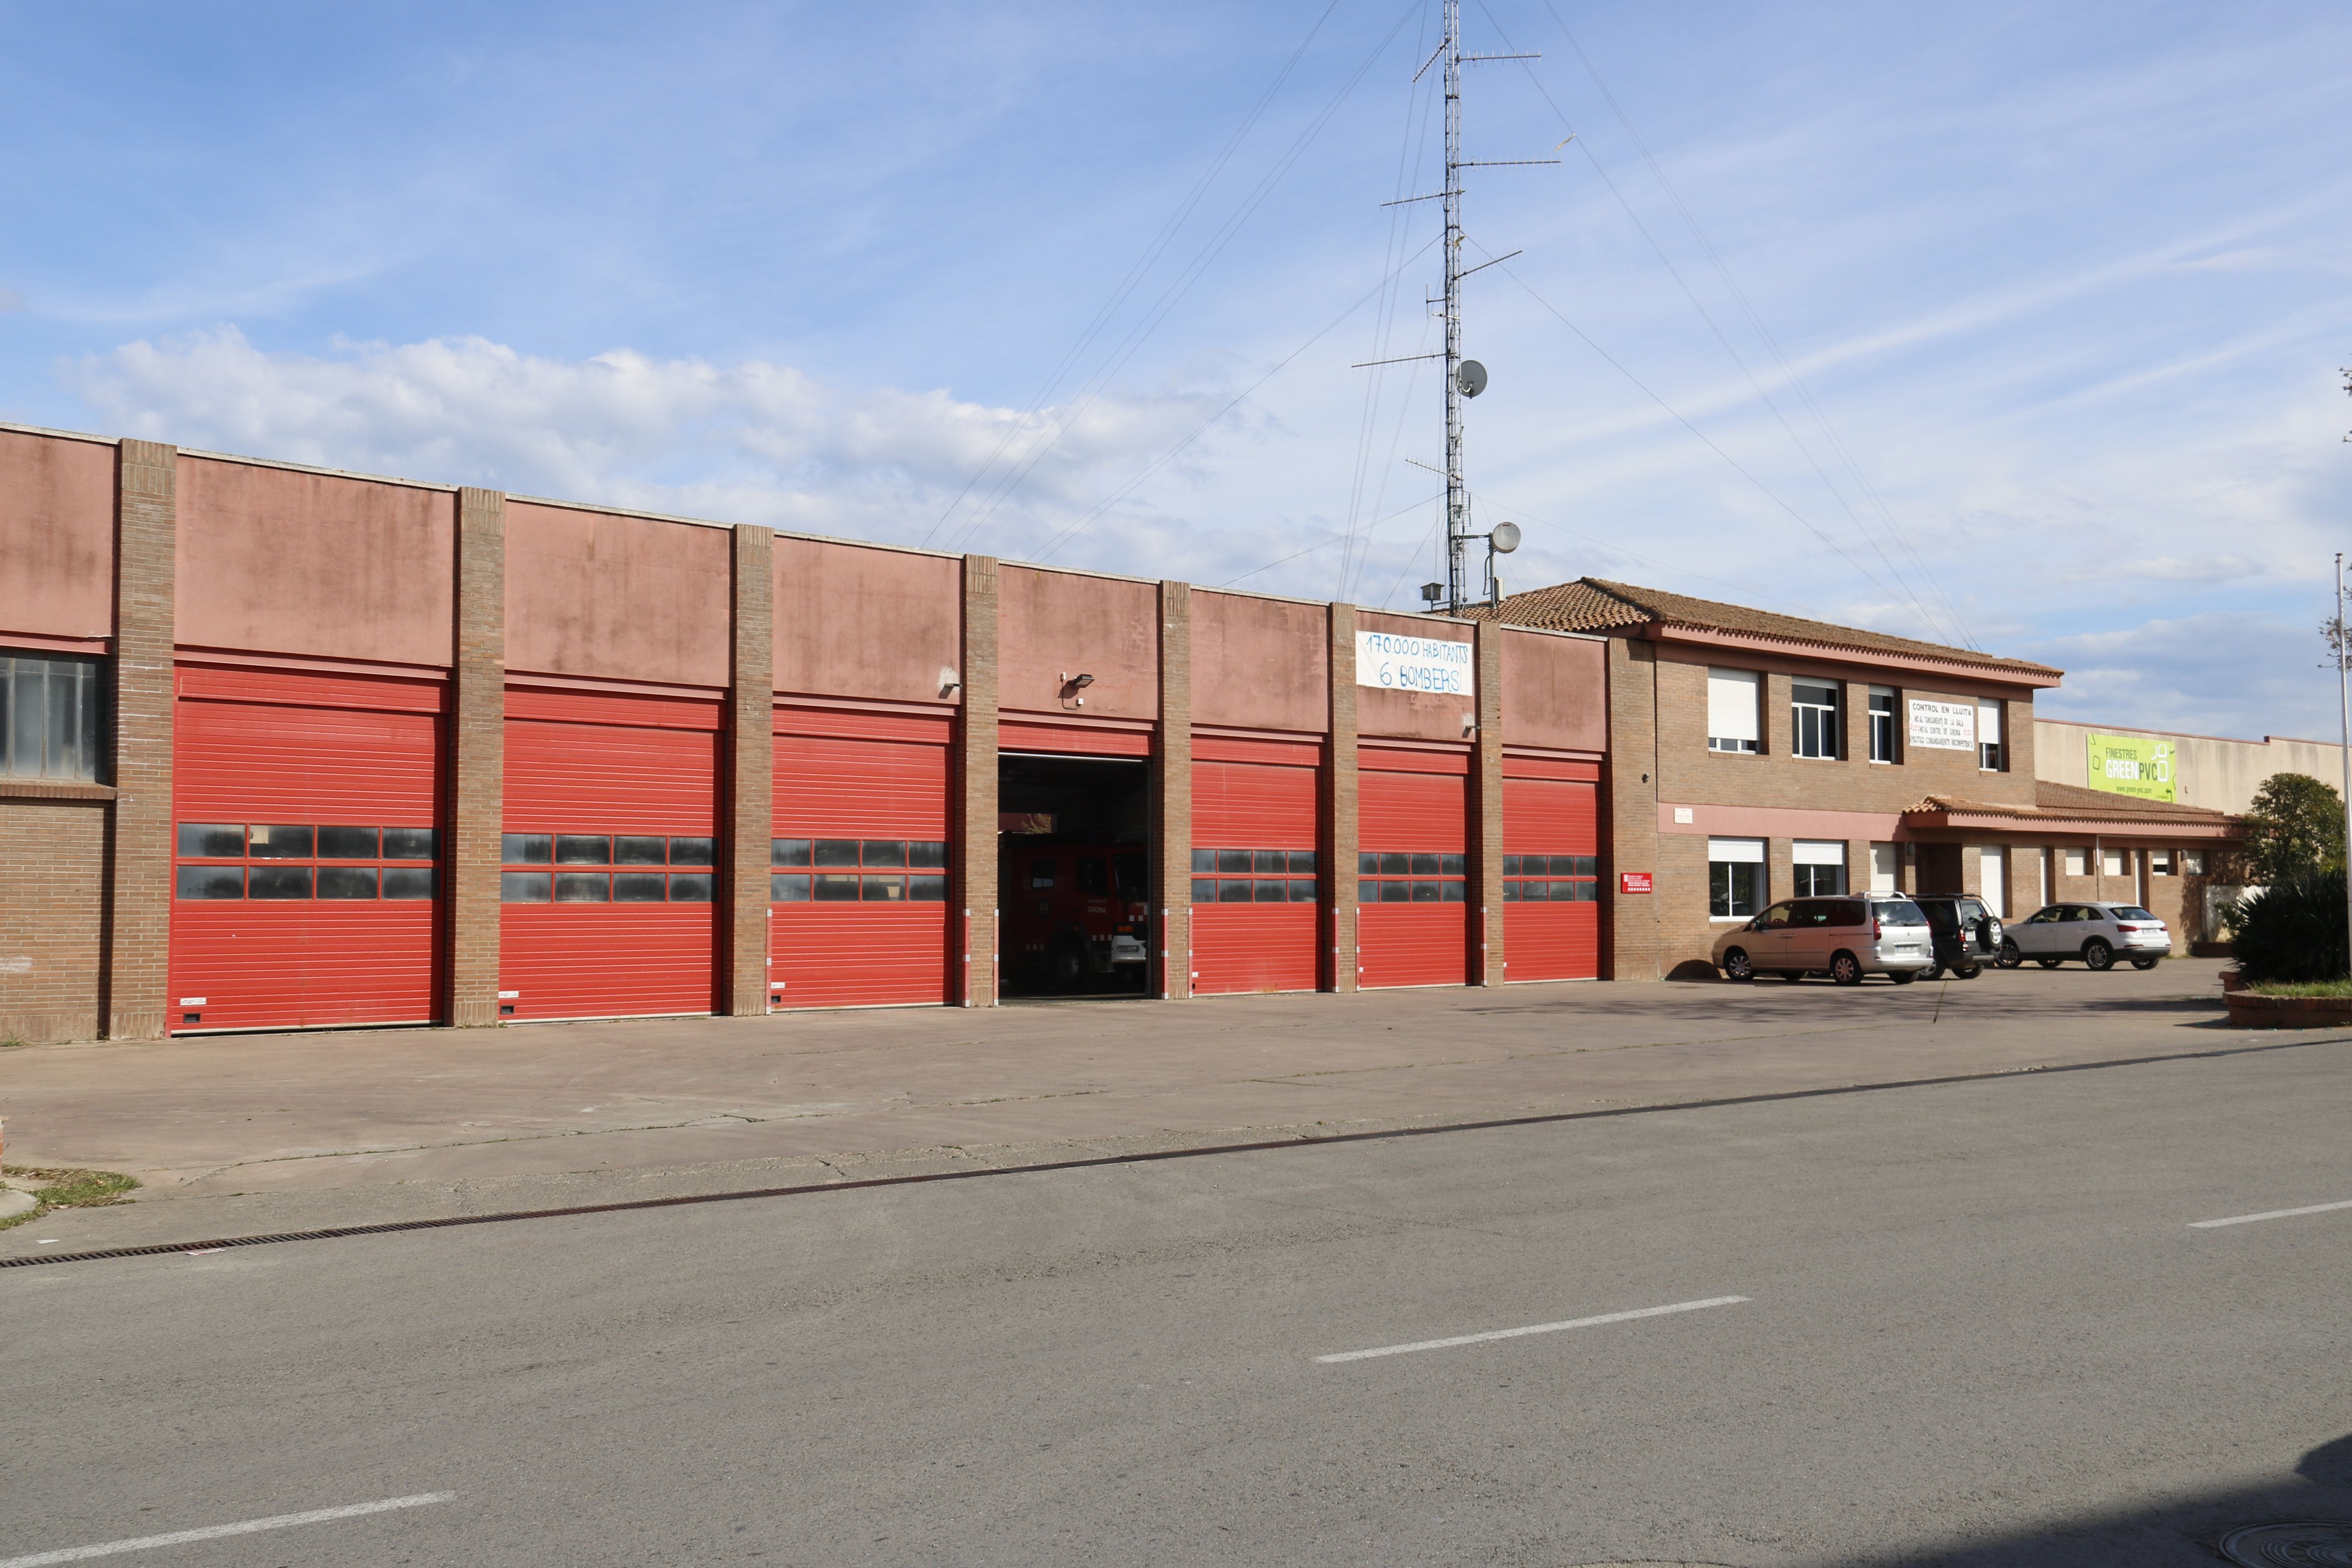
[62,327,1229,556]
[2029,610,2344,741]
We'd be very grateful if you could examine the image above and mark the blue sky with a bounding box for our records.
[4,2,2350,741]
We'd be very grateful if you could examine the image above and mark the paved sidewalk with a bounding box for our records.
[0,960,2289,1255]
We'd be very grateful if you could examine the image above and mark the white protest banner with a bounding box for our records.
[1907,698,1976,751]
[1354,629,1473,695]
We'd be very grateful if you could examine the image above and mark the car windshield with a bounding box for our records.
[2114,906,2157,921]
[1875,899,1927,926]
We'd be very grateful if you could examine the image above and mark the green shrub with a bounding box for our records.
[2231,864,2351,983]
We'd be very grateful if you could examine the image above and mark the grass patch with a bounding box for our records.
[2247,978,2352,998]
[0,1164,140,1229]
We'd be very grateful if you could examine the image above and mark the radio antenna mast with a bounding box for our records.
[1361,0,1554,614]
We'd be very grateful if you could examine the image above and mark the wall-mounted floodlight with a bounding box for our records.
[938,666,961,698]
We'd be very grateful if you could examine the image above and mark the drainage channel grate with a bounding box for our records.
[2219,1522,2352,1565]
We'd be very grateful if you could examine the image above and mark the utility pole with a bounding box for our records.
[2338,552,2350,976]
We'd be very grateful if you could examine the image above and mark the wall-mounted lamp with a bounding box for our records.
[1059,671,1096,709]
[1462,712,1478,739]
[938,666,961,699]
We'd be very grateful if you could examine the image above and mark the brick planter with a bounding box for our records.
[2225,991,2352,1029]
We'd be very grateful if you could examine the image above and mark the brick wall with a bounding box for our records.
[1152,580,1192,999]
[956,555,1001,1006]
[449,487,505,1027]
[0,798,108,1041]
[104,439,176,1039]
[726,523,775,1016]
[1322,604,1359,992]
[1470,622,1504,986]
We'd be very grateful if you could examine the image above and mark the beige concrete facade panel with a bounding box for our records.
[1498,627,1605,753]
[505,502,731,688]
[1190,590,1328,733]
[771,535,960,706]
[996,566,1158,721]
[2034,717,2346,816]
[0,430,115,642]
[177,458,456,667]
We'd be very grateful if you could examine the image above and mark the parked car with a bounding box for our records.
[1910,894,2002,979]
[1714,894,1936,986]
[1995,902,2170,971]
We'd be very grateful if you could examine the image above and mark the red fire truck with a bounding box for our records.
[1001,840,1151,992]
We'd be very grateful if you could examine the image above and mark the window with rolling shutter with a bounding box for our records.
[1707,669,1760,753]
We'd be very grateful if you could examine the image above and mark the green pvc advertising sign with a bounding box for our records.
[2087,733,2175,802]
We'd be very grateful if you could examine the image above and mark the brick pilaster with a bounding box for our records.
[449,487,505,1027]
[1605,638,1662,981]
[1323,604,1359,992]
[1470,622,1505,986]
[1152,581,1193,999]
[955,556,1001,1007]
[1841,678,1869,768]
[725,524,775,1016]
[103,439,176,1041]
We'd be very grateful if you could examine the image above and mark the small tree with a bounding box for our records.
[2241,772,2346,883]
[2231,865,2349,983]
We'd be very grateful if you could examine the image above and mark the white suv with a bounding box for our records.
[1995,901,2170,972]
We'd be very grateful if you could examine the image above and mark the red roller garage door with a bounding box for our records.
[1502,760,1600,983]
[770,706,953,1009]
[169,665,446,1033]
[1357,745,1469,989]
[1191,736,1320,995]
[501,687,721,1021]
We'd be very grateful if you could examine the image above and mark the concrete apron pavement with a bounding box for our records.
[0,959,2294,1256]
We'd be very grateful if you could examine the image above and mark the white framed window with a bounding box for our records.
[1869,841,1897,893]
[1977,846,2007,918]
[2150,849,2174,875]
[1708,836,1765,918]
[1793,839,1847,896]
[1707,668,1760,754]
[2064,847,2088,878]
[1868,686,1897,764]
[2181,849,2204,875]
[1792,681,1840,760]
[1977,700,2005,771]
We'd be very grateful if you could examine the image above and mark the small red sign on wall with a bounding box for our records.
[1619,871,1653,895]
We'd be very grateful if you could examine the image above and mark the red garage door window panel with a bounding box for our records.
[1358,763,1468,989]
[771,730,952,1009]
[1502,776,1599,982]
[170,672,446,1034]
[1193,758,1319,995]
[503,700,720,1021]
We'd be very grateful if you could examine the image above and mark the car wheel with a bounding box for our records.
[1723,947,1755,981]
[2082,939,2114,971]
[1830,950,1864,987]
[1889,970,1918,986]
[1954,963,1981,979]
[1922,964,1945,981]
[2131,956,2160,971]
[1996,938,2022,970]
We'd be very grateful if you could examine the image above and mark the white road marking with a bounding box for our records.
[1316,1294,1750,1363]
[2190,1198,2352,1229]
[0,1492,457,1567]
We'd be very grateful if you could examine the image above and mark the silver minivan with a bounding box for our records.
[1714,894,1937,986]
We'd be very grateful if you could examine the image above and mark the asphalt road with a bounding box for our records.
[6,1035,2349,1567]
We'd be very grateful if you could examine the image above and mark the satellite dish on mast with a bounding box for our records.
[1456,360,1488,398]
[1490,521,1521,553]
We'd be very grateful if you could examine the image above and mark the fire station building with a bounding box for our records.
[0,425,1610,1043]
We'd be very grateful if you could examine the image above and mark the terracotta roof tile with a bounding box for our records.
[1904,780,2236,827]
[1467,577,2060,677]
